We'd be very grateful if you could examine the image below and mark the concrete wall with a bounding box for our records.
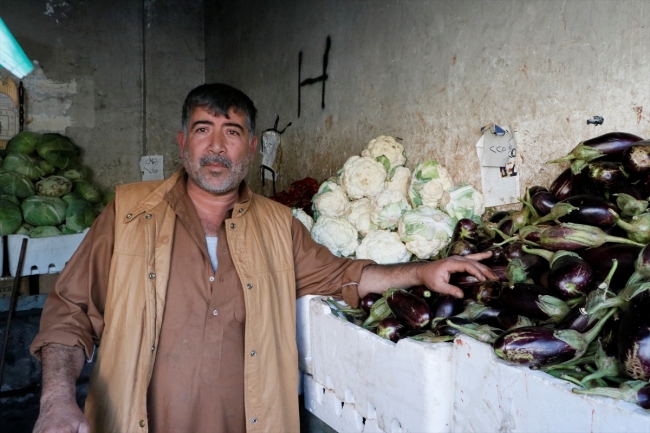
[0,0,204,192]
[205,0,650,201]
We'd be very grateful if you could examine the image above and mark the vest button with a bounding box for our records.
[250,350,256,356]
[247,283,253,289]
[149,273,156,279]
[238,208,244,213]
[145,213,152,219]
[139,419,145,427]
[252,418,258,424]
[230,223,236,229]
[126,213,133,219]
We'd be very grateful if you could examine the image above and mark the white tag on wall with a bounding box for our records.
[140,155,164,181]
[261,130,281,180]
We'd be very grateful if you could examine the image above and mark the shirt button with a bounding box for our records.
[209,276,215,282]
[145,213,152,219]
[252,418,258,424]
[126,213,133,219]
[238,208,244,213]
[212,309,218,316]
[247,283,253,289]
[149,273,156,279]
[230,223,236,229]
[151,346,155,352]
[250,350,256,356]
[139,419,145,427]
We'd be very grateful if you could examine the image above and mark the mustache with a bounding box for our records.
[200,154,232,168]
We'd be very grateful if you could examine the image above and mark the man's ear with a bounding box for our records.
[249,135,258,156]
[177,130,186,156]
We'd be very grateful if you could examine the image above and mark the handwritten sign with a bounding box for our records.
[140,155,164,181]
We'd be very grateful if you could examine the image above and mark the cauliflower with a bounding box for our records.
[361,135,407,172]
[292,208,314,232]
[312,180,350,218]
[398,206,455,259]
[311,215,359,257]
[355,230,411,264]
[340,156,387,200]
[370,189,411,230]
[385,166,412,198]
[346,198,377,237]
[440,184,485,223]
[408,160,454,208]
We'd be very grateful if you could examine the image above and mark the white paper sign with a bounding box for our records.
[476,135,520,207]
[140,155,164,181]
[481,124,517,167]
[261,130,281,180]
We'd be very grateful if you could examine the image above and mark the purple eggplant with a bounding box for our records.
[447,239,479,257]
[361,293,383,313]
[531,191,560,216]
[490,265,509,282]
[480,245,506,266]
[539,223,644,251]
[557,195,618,227]
[549,167,574,200]
[430,294,464,319]
[494,307,617,367]
[506,254,549,285]
[618,290,650,380]
[489,210,510,223]
[527,185,549,196]
[504,241,526,260]
[612,211,650,243]
[432,316,472,336]
[497,312,535,331]
[587,161,629,190]
[409,285,434,302]
[522,247,593,299]
[614,193,648,218]
[548,132,644,169]
[498,283,569,322]
[580,244,641,292]
[556,300,594,332]
[444,320,502,343]
[622,139,650,176]
[532,202,580,225]
[377,317,403,343]
[462,280,504,306]
[384,288,431,329]
[573,380,650,409]
[361,297,392,328]
[613,184,647,200]
[452,218,479,243]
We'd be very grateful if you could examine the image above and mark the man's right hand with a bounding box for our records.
[32,401,89,433]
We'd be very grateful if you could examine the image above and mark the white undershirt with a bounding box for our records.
[205,236,218,273]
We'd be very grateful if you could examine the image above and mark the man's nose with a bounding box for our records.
[208,132,227,154]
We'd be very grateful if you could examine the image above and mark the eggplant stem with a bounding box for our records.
[561,374,587,387]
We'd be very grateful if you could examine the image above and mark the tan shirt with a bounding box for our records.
[31,177,372,432]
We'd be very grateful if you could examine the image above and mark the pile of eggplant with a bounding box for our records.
[329,131,650,410]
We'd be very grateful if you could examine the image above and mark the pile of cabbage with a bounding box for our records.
[0,131,112,238]
[293,135,485,263]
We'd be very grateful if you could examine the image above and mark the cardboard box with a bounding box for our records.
[38,273,60,295]
[0,276,30,298]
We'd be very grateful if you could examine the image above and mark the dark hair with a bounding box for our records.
[181,83,257,135]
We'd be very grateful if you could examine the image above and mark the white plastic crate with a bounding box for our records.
[6,229,89,276]
[297,294,317,375]
[309,296,455,433]
[452,334,650,433]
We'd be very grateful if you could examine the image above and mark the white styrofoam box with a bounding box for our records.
[453,334,650,433]
[309,296,455,433]
[7,229,89,276]
[297,294,317,375]
[304,373,385,433]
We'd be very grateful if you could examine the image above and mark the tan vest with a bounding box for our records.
[85,172,299,432]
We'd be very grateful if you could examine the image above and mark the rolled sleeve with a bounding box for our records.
[292,218,375,308]
[30,202,115,361]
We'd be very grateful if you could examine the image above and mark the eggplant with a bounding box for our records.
[522,247,593,299]
[572,380,650,409]
[476,236,497,252]
[614,193,648,218]
[556,300,594,332]
[489,210,510,223]
[622,139,650,176]
[627,244,650,285]
[557,195,618,227]
[587,161,629,190]
[462,280,504,306]
[444,320,501,343]
[447,239,479,257]
[362,297,392,328]
[493,307,617,367]
[613,211,650,243]
[429,294,464,319]
[531,191,560,216]
[503,241,526,260]
[490,264,509,282]
[496,218,514,241]
[432,316,472,336]
[505,254,549,285]
[409,285,434,302]
[549,167,574,200]
[498,283,569,322]
[548,132,644,169]
[570,167,601,196]
[527,185,548,196]
[539,223,644,251]
[479,245,506,266]
[580,243,641,292]
[532,202,579,225]
[360,293,382,314]
[377,317,403,343]
[384,288,431,329]
[497,312,535,331]
[578,340,623,386]
[618,290,650,380]
[451,218,479,243]
[612,184,647,200]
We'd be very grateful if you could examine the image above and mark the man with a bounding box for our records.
[31,83,495,433]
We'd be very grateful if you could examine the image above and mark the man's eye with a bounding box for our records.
[227,130,240,135]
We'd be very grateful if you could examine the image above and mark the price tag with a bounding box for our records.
[140,155,164,181]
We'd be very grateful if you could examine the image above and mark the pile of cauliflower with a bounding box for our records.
[291,135,485,264]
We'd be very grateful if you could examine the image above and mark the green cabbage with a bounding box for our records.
[58,164,88,181]
[0,171,35,198]
[6,131,39,155]
[14,223,34,235]
[0,194,20,205]
[65,198,96,233]
[35,176,73,197]
[73,180,102,204]
[29,225,63,238]
[36,133,80,169]
[0,198,23,235]
[38,160,56,176]
[21,195,68,226]
[2,152,44,181]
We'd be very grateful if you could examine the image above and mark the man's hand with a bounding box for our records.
[415,251,497,298]
[358,251,497,299]
[32,401,89,433]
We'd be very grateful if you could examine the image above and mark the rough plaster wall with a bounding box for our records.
[0,0,203,192]
[205,0,650,204]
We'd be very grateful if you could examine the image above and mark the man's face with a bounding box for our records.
[178,107,257,195]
